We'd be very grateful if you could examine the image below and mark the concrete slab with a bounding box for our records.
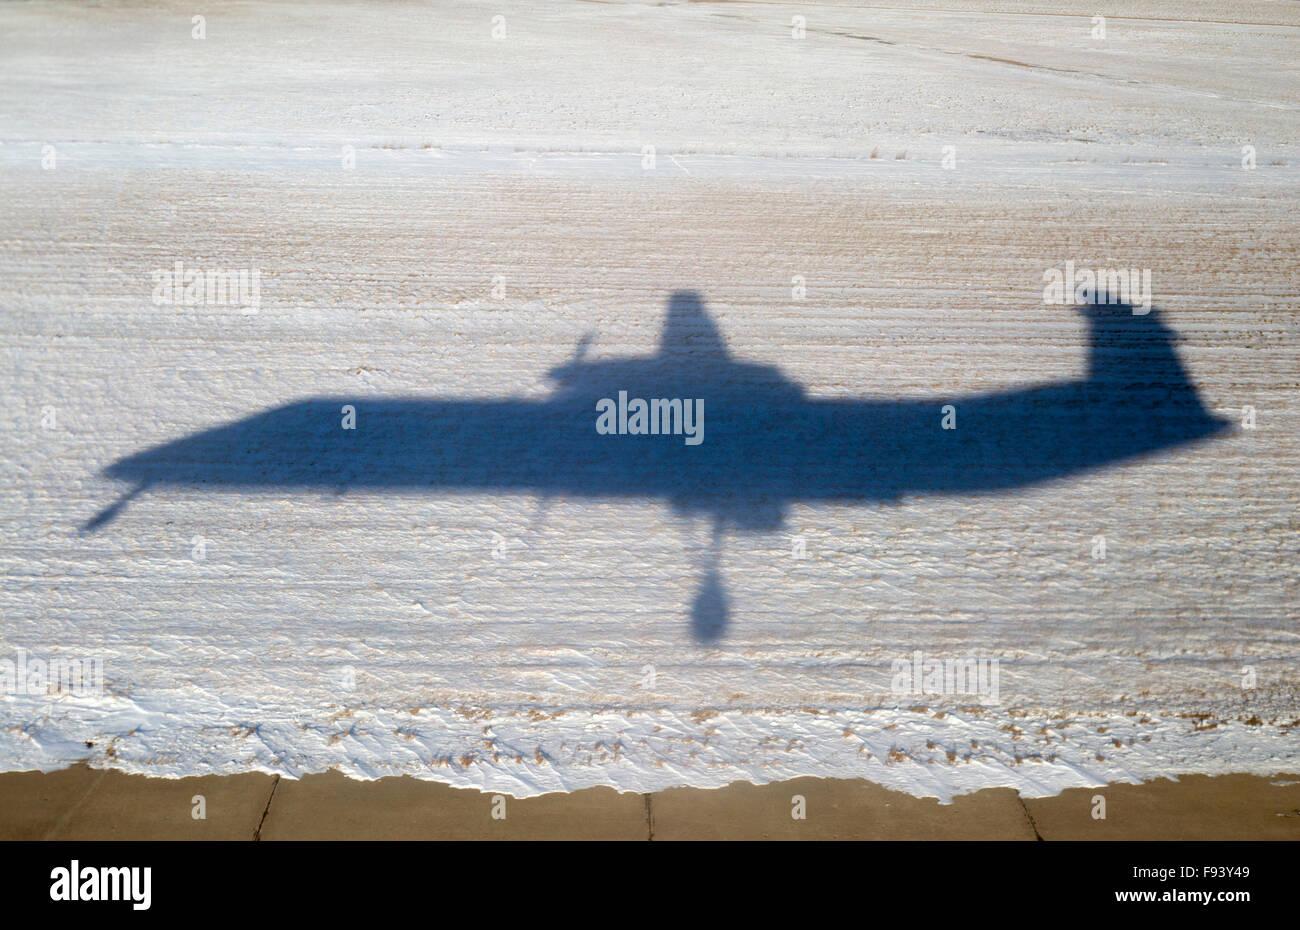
[52,769,275,840]
[649,777,1036,840]
[4,768,1297,840]
[1023,773,1300,840]
[0,764,275,840]
[0,765,107,840]
[258,770,649,840]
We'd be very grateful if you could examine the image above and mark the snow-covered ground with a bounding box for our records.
[1,0,1297,800]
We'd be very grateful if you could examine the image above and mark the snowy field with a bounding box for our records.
[1,0,1297,800]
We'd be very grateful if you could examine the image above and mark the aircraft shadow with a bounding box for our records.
[87,290,1229,640]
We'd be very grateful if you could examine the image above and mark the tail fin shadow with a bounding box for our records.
[1078,299,1222,423]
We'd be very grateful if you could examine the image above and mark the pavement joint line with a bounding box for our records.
[43,768,108,841]
[254,774,281,842]
[1016,792,1045,841]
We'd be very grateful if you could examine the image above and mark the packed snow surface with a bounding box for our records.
[1,0,1297,799]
